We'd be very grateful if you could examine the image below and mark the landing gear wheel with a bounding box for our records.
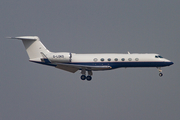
[81,75,86,80]
[159,73,163,77]
[86,76,92,81]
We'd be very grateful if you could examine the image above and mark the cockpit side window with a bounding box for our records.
[158,55,163,58]
[155,55,163,58]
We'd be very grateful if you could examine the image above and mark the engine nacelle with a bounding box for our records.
[46,52,71,63]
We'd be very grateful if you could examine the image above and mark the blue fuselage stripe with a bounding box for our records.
[64,61,173,69]
[31,61,173,69]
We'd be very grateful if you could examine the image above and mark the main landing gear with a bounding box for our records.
[157,67,163,77]
[80,69,93,81]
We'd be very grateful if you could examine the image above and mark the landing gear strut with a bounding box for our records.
[157,67,163,77]
[80,69,93,81]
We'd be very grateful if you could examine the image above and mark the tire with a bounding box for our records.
[81,75,86,80]
[86,76,92,81]
[159,73,163,77]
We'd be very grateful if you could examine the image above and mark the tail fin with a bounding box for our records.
[8,36,50,60]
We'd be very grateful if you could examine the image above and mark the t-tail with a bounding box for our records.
[8,36,51,61]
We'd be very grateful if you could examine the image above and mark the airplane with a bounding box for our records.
[8,36,174,81]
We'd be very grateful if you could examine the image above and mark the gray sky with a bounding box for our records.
[1,0,180,120]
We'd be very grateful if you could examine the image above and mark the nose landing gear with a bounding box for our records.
[157,67,163,77]
[159,72,163,77]
[80,69,93,81]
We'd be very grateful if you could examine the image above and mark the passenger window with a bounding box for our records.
[93,58,98,62]
[121,58,125,61]
[101,58,104,61]
[135,58,139,61]
[114,58,118,61]
[107,58,111,61]
[128,58,132,61]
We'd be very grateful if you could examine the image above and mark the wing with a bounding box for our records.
[55,63,112,73]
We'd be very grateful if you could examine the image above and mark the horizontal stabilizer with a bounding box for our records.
[7,36,38,40]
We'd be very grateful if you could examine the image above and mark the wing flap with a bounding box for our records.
[56,64,79,73]
[56,63,112,72]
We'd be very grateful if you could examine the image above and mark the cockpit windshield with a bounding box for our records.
[155,55,163,58]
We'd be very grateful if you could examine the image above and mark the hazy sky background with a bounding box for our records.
[1,0,180,120]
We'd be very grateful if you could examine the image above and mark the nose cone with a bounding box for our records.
[164,59,174,66]
[165,61,174,66]
[169,62,174,66]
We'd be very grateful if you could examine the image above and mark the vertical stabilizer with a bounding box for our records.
[8,36,50,60]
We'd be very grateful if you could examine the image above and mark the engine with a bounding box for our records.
[46,52,71,63]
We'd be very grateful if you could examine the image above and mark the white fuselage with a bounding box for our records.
[69,53,172,69]
[43,52,173,71]
[71,53,170,62]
